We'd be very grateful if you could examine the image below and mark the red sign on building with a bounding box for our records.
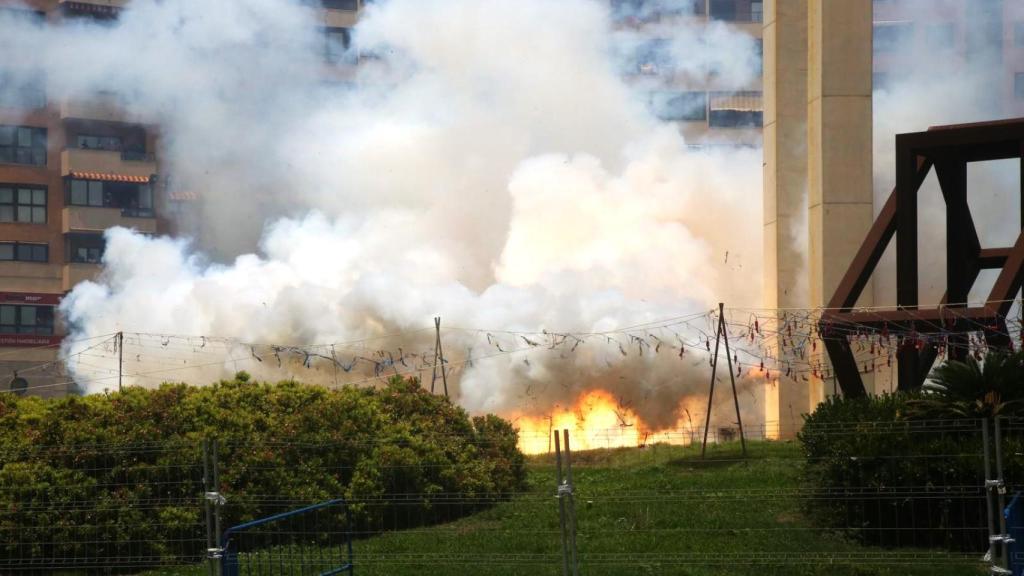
[0,292,62,306]
[0,334,62,347]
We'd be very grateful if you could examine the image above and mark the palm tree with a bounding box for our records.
[904,351,1024,419]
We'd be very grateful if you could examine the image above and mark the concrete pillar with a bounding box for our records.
[762,0,808,439]
[807,0,874,400]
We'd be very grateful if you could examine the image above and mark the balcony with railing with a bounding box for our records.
[62,262,101,291]
[62,205,156,234]
[59,97,125,123]
[60,147,156,179]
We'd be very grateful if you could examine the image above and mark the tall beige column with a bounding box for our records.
[807,0,874,401]
[763,0,808,439]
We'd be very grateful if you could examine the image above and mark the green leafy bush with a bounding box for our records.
[799,389,1023,552]
[0,374,526,570]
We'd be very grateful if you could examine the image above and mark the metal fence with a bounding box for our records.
[0,419,1017,574]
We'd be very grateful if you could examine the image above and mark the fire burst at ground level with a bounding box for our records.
[511,389,745,455]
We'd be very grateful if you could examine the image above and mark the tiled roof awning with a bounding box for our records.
[69,171,152,183]
[168,190,199,201]
[60,2,120,15]
[709,92,763,112]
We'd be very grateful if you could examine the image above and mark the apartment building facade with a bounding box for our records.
[614,0,765,147]
[0,0,362,396]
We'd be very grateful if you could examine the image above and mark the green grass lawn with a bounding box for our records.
[146,440,987,575]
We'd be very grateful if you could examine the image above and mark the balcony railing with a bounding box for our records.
[61,148,156,179]
[120,150,155,162]
[62,206,157,234]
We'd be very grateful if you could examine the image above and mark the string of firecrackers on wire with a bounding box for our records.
[92,314,729,386]
[715,305,1024,383]
[114,332,444,380]
[51,302,1024,390]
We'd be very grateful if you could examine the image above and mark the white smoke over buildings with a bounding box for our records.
[4,0,766,425]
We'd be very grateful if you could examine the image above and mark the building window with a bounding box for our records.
[0,185,46,224]
[1015,73,1024,100]
[708,91,763,128]
[77,134,123,151]
[67,233,104,264]
[753,38,763,74]
[874,22,913,52]
[650,91,707,122]
[709,0,761,22]
[924,23,955,50]
[67,179,153,217]
[0,304,54,335]
[634,38,672,76]
[709,0,736,21]
[321,0,359,9]
[0,126,46,166]
[0,70,45,110]
[0,242,48,263]
[325,27,352,63]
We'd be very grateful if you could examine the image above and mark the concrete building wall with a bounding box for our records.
[762,0,808,438]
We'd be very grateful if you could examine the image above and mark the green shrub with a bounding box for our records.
[0,374,526,570]
[799,392,1015,552]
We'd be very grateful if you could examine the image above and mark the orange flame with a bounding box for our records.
[512,389,704,455]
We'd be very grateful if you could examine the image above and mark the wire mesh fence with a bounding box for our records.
[0,440,206,571]
[0,418,1015,574]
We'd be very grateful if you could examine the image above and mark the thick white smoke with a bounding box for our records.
[2,0,765,426]
[872,0,1021,307]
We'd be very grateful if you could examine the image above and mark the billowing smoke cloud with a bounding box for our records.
[872,0,1020,307]
[1,0,765,428]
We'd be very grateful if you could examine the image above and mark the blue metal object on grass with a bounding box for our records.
[221,498,354,576]
[1006,493,1022,576]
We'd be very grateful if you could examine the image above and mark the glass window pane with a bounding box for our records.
[32,148,44,166]
[32,207,44,223]
[0,127,12,146]
[17,188,31,205]
[88,181,103,206]
[139,185,153,209]
[0,306,13,325]
[17,127,31,147]
[32,245,46,262]
[16,206,30,222]
[32,188,45,205]
[19,306,35,326]
[32,129,45,147]
[0,206,12,222]
[16,244,31,261]
[71,180,87,205]
[0,188,11,203]
[0,244,12,260]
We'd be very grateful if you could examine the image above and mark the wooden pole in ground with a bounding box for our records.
[431,316,449,397]
[719,303,746,456]
[117,331,124,393]
[701,307,723,458]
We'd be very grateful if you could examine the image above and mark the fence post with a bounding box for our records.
[995,417,1014,574]
[554,432,570,576]
[203,438,226,575]
[203,439,216,576]
[562,429,580,576]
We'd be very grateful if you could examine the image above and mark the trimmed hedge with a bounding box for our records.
[0,374,526,569]
[799,393,1023,552]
